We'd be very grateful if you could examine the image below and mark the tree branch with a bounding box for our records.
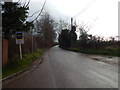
[25,0,30,8]
[32,0,46,22]
[23,0,27,7]
[17,0,21,4]
[28,10,42,17]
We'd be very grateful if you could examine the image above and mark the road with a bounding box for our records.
[3,46,118,88]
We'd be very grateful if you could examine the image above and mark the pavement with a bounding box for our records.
[3,46,118,88]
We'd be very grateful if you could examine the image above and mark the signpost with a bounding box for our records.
[16,32,24,59]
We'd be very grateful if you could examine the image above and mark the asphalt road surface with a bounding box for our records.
[3,46,118,88]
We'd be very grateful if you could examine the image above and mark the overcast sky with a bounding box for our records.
[14,0,119,38]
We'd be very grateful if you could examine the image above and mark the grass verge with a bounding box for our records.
[67,47,120,57]
[2,48,47,79]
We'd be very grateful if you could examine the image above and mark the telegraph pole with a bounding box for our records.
[71,17,73,46]
[71,17,73,29]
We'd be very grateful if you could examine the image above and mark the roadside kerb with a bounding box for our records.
[1,56,43,83]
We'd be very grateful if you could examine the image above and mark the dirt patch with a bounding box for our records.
[80,53,119,67]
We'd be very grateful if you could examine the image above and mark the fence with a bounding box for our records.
[2,33,53,67]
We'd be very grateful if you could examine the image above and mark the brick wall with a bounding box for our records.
[2,40,8,67]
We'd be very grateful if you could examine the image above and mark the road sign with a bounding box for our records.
[16,32,24,44]
[16,32,24,59]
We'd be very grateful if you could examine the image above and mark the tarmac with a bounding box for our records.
[2,51,119,88]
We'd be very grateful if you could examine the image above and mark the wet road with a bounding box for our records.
[3,46,118,88]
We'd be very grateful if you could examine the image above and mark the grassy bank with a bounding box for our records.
[67,48,120,57]
[2,48,47,78]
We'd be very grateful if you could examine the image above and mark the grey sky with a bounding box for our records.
[13,0,118,38]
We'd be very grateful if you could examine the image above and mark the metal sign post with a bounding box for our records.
[19,44,22,59]
[16,32,24,59]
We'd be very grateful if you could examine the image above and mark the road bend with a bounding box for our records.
[3,46,118,88]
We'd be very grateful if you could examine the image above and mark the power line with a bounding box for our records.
[73,0,96,19]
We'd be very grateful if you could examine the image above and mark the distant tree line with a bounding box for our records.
[58,21,120,50]
[77,26,119,49]
[34,12,56,44]
[58,26,77,49]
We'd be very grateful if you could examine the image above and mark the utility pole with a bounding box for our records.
[71,17,73,29]
[71,17,73,46]
[19,44,22,59]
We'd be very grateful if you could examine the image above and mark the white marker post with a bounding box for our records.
[19,44,22,59]
[16,32,24,60]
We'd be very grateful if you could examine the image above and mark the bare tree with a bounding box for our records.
[35,12,56,43]
[56,20,70,35]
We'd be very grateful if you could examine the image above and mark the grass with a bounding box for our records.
[2,48,46,78]
[67,47,120,57]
